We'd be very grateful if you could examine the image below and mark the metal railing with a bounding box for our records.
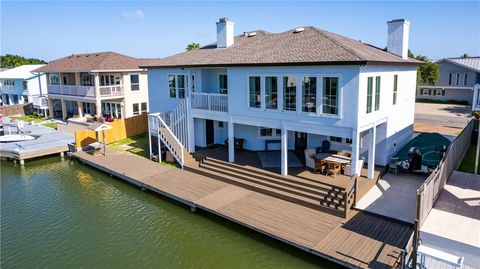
[148,113,184,168]
[191,92,228,112]
[32,96,48,108]
[47,84,95,97]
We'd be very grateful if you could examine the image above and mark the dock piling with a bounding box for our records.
[190,206,197,213]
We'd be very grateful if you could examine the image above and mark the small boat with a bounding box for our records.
[0,134,36,143]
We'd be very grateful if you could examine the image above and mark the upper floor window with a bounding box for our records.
[302,77,316,113]
[130,74,140,91]
[49,74,59,85]
[393,75,398,105]
[249,76,261,108]
[449,72,468,86]
[283,76,296,111]
[323,77,338,115]
[168,74,185,98]
[219,74,228,94]
[374,76,381,111]
[3,80,14,86]
[22,81,27,91]
[259,127,281,138]
[366,77,373,113]
[100,74,120,86]
[477,73,480,84]
[81,73,93,86]
[265,76,278,109]
[464,73,468,86]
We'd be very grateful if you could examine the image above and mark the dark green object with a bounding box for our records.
[395,133,451,168]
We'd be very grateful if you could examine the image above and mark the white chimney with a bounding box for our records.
[216,17,234,48]
[387,19,410,59]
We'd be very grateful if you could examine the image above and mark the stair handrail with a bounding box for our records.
[149,113,184,168]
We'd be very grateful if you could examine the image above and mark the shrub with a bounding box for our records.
[472,111,480,119]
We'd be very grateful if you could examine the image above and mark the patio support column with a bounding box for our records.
[94,74,101,117]
[281,121,288,176]
[61,99,67,120]
[186,70,195,153]
[351,129,360,176]
[77,101,83,118]
[48,98,54,118]
[368,125,376,179]
[228,115,234,163]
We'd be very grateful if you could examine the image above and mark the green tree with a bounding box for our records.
[410,53,439,85]
[461,53,469,58]
[0,54,47,68]
[185,43,200,51]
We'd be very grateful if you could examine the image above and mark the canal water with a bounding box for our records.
[1,156,339,268]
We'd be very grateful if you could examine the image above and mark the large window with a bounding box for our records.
[48,74,59,85]
[169,75,176,98]
[219,74,228,94]
[366,77,373,113]
[323,77,338,115]
[130,74,139,91]
[249,76,261,108]
[374,76,381,111]
[393,75,398,105]
[283,76,296,111]
[302,77,316,113]
[464,73,468,86]
[141,102,148,114]
[477,73,480,84]
[3,80,14,86]
[265,76,278,109]
[81,73,93,86]
[178,75,185,98]
[100,74,120,86]
[259,128,281,138]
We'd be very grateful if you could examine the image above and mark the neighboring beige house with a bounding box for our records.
[34,52,153,120]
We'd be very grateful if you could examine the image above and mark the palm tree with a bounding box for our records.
[186,43,200,51]
[461,53,469,58]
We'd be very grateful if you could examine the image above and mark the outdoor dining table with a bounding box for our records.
[315,153,351,175]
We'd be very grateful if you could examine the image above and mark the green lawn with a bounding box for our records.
[41,122,57,129]
[457,144,480,174]
[10,115,45,123]
[108,133,178,167]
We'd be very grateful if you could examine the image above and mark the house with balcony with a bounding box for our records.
[145,18,420,185]
[417,56,480,106]
[34,52,152,120]
[0,64,48,111]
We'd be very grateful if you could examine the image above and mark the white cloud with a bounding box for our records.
[117,9,144,20]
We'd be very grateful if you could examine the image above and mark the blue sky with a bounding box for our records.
[1,1,479,61]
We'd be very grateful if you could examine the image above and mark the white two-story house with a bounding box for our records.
[145,18,420,179]
[34,52,152,120]
[0,65,48,111]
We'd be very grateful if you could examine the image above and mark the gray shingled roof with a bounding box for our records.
[35,52,157,73]
[443,57,480,72]
[144,27,421,68]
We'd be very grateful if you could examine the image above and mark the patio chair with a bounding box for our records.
[316,140,331,154]
[304,149,317,171]
[327,162,341,178]
[389,157,399,175]
[338,150,352,158]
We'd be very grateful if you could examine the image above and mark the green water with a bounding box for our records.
[1,157,339,268]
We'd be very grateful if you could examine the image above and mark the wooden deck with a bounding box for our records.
[71,150,411,269]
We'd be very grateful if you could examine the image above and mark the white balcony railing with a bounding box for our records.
[47,84,95,97]
[99,85,124,96]
[191,92,228,112]
[32,96,48,109]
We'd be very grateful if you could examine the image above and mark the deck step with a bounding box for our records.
[201,158,345,200]
[196,161,345,213]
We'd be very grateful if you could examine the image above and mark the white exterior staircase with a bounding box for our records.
[148,98,193,168]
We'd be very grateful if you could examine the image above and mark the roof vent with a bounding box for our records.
[247,31,257,37]
[293,27,305,33]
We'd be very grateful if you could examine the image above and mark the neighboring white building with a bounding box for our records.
[0,64,48,110]
[34,52,153,120]
[145,18,421,178]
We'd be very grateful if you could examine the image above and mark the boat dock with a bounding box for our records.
[71,150,412,269]
[0,120,74,165]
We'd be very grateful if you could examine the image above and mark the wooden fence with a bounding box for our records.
[75,114,148,149]
[402,119,475,268]
[0,103,33,116]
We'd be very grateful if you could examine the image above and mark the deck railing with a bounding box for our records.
[99,85,124,96]
[148,112,185,168]
[47,84,95,97]
[191,92,228,112]
[32,96,48,109]
[343,175,358,218]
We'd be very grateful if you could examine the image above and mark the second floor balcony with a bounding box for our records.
[47,84,124,98]
[191,92,228,112]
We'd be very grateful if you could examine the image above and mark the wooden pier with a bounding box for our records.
[71,150,412,269]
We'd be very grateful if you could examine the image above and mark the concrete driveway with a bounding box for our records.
[415,103,471,128]
[355,172,427,223]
